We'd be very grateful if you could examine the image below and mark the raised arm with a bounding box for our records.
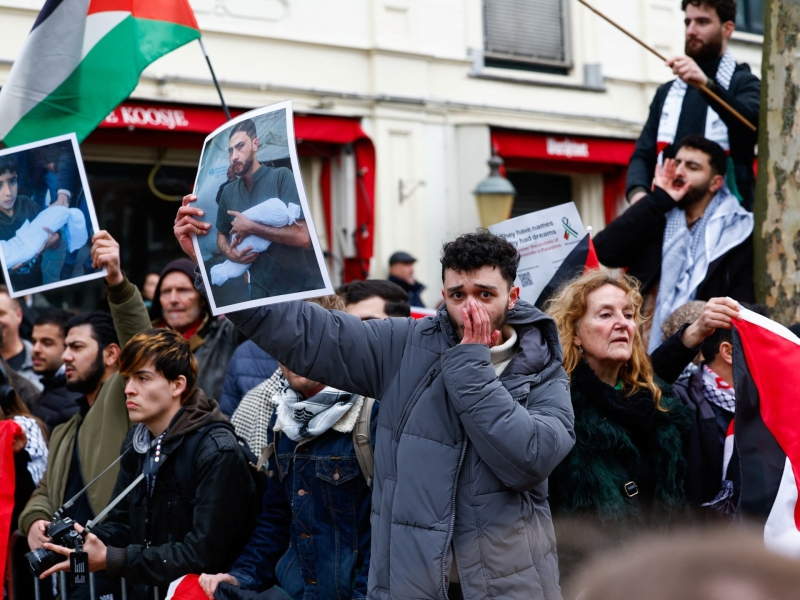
[175,193,410,398]
[91,231,152,348]
[225,300,409,401]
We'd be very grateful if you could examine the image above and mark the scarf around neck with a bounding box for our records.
[572,360,657,434]
[702,363,735,413]
[657,50,736,153]
[275,377,359,442]
[648,186,753,353]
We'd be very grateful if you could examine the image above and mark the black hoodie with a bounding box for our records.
[91,390,259,600]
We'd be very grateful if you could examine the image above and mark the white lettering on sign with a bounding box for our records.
[546,138,590,159]
[111,107,190,130]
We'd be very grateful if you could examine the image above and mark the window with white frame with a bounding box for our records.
[483,0,571,72]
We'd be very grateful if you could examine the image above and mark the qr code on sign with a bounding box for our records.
[519,272,534,287]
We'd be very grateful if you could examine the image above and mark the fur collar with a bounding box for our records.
[570,360,657,433]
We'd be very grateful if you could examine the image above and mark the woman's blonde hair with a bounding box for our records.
[545,269,663,408]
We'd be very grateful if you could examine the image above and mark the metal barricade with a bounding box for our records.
[30,573,130,600]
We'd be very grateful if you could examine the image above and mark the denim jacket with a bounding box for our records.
[229,398,378,600]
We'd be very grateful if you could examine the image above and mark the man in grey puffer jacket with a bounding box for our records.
[176,199,575,600]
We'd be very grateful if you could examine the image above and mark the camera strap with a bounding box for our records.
[84,471,146,533]
[54,446,133,520]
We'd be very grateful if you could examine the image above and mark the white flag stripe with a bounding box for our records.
[81,11,130,60]
[764,457,800,557]
[0,0,90,140]
[737,305,800,346]
[164,575,186,600]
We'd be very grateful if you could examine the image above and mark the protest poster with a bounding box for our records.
[0,133,106,298]
[191,101,333,315]
[488,202,587,304]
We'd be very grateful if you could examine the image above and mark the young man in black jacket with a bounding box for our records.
[40,329,259,600]
[595,135,753,352]
[626,0,760,209]
[30,309,82,432]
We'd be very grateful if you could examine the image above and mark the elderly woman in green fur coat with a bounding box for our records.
[546,269,693,583]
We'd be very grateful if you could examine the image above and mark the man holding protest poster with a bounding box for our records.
[215,118,323,300]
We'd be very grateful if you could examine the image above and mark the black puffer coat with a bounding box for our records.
[30,370,82,432]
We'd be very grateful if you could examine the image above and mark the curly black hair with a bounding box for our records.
[440,230,520,287]
[681,0,737,24]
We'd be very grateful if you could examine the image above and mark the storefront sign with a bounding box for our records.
[493,129,635,166]
[488,202,587,305]
[546,137,590,159]
[100,103,229,133]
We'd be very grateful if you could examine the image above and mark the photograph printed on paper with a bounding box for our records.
[191,101,332,314]
[0,133,106,297]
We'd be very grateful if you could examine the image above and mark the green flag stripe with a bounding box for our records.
[4,16,200,147]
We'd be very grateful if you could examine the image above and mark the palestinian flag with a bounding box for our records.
[534,233,600,309]
[0,420,23,573]
[733,307,800,556]
[164,575,206,600]
[0,0,200,147]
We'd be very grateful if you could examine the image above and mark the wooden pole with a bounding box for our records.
[577,0,757,133]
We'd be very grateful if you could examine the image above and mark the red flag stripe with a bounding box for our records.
[735,309,800,530]
[87,0,200,29]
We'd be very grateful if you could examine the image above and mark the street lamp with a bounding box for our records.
[472,154,516,228]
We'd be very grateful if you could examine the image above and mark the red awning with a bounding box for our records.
[492,129,636,168]
[491,128,636,168]
[91,101,375,271]
[491,128,637,226]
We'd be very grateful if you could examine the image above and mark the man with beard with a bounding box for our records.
[595,135,754,352]
[177,199,576,600]
[215,118,324,299]
[626,0,760,210]
[19,231,152,600]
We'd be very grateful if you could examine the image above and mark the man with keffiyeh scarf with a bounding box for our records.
[595,135,754,351]
[625,0,759,210]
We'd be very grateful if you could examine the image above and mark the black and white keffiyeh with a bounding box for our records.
[702,364,736,413]
[231,369,284,453]
[657,50,737,152]
[13,416,47,484]
[648,187,753,353]
[275,379,359,443]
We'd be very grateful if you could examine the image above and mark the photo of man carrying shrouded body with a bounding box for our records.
[213,118,324,301]
[0,137,101,295]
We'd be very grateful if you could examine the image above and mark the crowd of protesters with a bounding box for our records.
[2,1,787,599]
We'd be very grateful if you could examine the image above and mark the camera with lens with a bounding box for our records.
[25,517,84,578]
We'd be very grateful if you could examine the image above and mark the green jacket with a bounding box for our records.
[19,278,151,534]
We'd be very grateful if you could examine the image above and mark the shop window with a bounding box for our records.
[506,171,573,218]
[735,0,765,35]
[483,0,571,74]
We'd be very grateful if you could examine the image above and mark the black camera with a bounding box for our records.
[25,517,84,578]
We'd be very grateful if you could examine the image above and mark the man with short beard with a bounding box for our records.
[214,118,324,299]
[595,135,754,352]
[19,231,152,600]
[176,200,576,600]
[626,0,760,210]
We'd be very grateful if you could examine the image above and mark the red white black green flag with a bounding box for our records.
[0,0,200,147]
[733,307,800,556]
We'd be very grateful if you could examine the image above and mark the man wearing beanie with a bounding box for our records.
[151,258,242,400]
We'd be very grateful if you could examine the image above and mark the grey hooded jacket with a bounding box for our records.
[216,294,575,600]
